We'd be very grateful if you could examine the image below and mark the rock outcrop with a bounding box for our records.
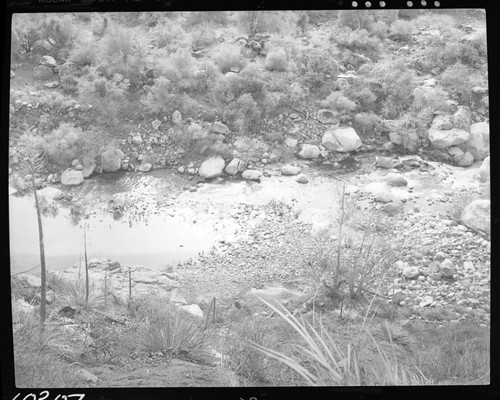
[322,126,362,152]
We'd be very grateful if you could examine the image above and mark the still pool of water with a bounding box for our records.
[9,193,216,274]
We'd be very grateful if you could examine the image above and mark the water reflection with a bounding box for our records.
[9,192,216,274]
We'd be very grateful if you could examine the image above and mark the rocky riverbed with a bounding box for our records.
[11,151,491,327]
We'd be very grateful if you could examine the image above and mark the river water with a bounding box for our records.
[9,171,218,274]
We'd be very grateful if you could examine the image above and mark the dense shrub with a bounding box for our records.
[39,14,76,60]
[343,83,377,111]
[68,38,98,68]
[440,62,485,105]
[320,91,357,113]
[39,123,99,166]
[236,11,283,37]
[223,93,262,133]
[419,35,487,72]
[296,48,339,93]
[211,43,247,73]
[193,59,222,93]
[353,112,381,135]
[306,10,338,25]
[151,20,189,52]
[337,10,374,30]
[410,86,450,114]
[77,68,131,123]
[368,20,389,39]
[12,15,40,54]
[335,29,382,60]
[360,59,417,119]
[388,20,415,42]
[190,25,218,50]
[265,48,288,72]
[141,76,198,117]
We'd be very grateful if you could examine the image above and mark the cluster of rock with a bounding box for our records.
[427,108,489,167]
[12,258,206,320]
[33,55,60,88]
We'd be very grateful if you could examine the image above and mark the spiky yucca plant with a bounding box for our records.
[251,297,429,386]
[137,308,213,365]
[370,321,415,356]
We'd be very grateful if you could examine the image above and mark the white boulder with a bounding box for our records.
[460,199,490,234]
[199,156,225,179]
[479,156,489,182]
[241,170,262,181]
[322,126,362,152]
[365,182,394,203]
[61,169,84,186]
[458,121,489,161]
[298,144,320,159]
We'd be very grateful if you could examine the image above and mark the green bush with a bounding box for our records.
[368,20,389,39]
[68,38,98,68]
[41,123,84,165]
[353,112,380,135]
[265,48,288,72]
[337,10,374,30]
[236,11,283,37]
[191,27,218,51]
[223,93,262,133]
[40,122,101,166]
[360,59,417,119]
[388,20,415,42]
[335,29,382,59]
[211,43,247,74]
[12,14,40,54]
[141,76,199,117]
[152,19,189,51]
[40,14,76,59]
[440,62,485,105]
[296,48,339,93]
[320,91,357,113]
[343,84,377,111]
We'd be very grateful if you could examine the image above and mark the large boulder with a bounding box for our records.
[461,199,490,234]
[428,113,471,149]
[82,157,97,178]
[479,156,489,182]
[101,147,124,172]
[281,165,301,175]
[40,55,57,68]
[138,162,152,172]
[365,182,394,203]
[385,173,408,187]
[225,158,245,175]
[37,187,63,200]
[199,156,225,179]
[33,65,54,80]
[61,169,84,186]
[241,170,262,181]
[210,122,230,136]
[298,144,320,159]
[322,126,362,152]
[453,151,474,167]
[180,304,204,319]
[458,122,489,161]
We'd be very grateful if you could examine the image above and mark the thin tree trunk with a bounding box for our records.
[84,225,89,307]
[32,175,46,323]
